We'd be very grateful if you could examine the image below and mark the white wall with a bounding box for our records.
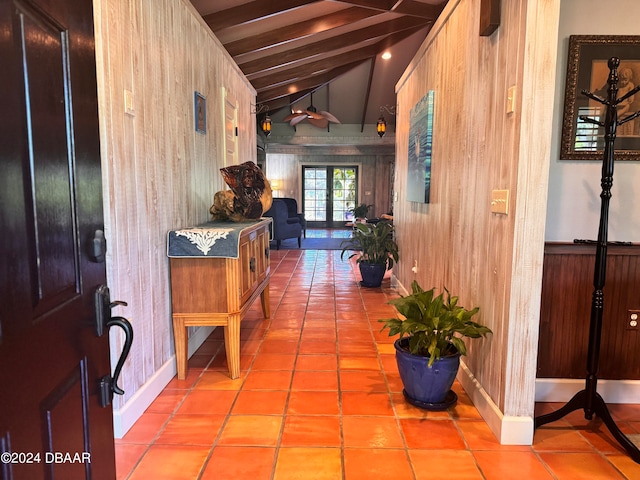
[546,0,640,242]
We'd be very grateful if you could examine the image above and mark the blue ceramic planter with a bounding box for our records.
[394,338,460,406]
[358,262,385,287]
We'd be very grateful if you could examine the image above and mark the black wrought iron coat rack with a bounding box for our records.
[534,57,640,463]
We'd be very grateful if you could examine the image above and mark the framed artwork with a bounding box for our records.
[560,35,640,161]
[407,90,434,203]
[194,91,206,134]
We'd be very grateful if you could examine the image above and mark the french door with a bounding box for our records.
[303,166,358,228]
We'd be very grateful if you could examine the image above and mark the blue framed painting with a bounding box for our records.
[407,90,434,203]
[194,91,206,134]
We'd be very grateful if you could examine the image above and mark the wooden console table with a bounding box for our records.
[167,218,271,379]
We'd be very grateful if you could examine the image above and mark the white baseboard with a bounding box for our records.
[391,274,407,295]
[111,355,176,439]
[454,371,640,446]
[112,326,215,438]
[535,378,640,404]
[457,361,534,445]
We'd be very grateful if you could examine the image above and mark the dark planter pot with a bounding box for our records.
[394,338,459,410]
[358,262,386,287]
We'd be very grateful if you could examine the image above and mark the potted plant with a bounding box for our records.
[340,221,398,287]
[350,203,372,223]
[379,281,492,409]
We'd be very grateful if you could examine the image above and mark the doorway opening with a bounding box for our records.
[303,166,358,228]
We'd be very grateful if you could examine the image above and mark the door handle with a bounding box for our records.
[99,315,133,406]
[94,285,133,406]
[103,316,133,396]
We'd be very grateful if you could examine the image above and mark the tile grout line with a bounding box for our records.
[363,280,419,480]
[269,249,315,480]
[333,250,348,480]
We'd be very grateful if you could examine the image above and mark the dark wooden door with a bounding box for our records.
[0,0,118,479]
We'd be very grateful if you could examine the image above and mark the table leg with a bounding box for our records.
[172,317,188,380]
[224,314,241,379]
[260,283,270,318]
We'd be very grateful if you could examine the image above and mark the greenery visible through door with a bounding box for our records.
[303,166,358,228]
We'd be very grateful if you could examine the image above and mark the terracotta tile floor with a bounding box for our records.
[116,245,640,479]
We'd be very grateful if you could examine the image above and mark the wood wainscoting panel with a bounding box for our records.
[537,243,640,380]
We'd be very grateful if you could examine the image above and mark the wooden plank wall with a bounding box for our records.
[394,0,560,417]
[538,243,640,379]
[93,0,256,407]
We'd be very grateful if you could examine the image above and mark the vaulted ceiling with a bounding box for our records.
[189,0,448,126]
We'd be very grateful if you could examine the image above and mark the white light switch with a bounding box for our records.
[491,189,509,215]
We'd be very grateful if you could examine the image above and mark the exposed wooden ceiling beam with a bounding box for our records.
[288,89,314,105]
[336,0,397,10]
[360,57,376,131]
[250,26,425,92]
[392,0,445,17]
[223,7,380,57]
[251,49,375,91]
[202,0,320,31]
[338,0,445,19]
[237,15,429,75]
[259,90,314,114]
[257,61,366,103]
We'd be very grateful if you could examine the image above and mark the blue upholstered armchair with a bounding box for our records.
[263,199,303,249]
[280,197,306,238]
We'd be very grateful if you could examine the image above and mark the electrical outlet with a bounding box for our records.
[627,310,640,331]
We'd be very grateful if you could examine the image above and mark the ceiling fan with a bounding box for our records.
[283,92,341,129]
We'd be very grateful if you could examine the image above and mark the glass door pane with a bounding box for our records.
[332,167,357,224]
[303,167,327,222]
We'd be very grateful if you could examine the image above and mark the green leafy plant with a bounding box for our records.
[380,281,492,366]
[340,221,398,268]
[350,203,372,219]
